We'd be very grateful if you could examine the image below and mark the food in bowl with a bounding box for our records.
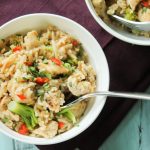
[92,0,150,37]
[0,24,96,138]
[107,0,150,22]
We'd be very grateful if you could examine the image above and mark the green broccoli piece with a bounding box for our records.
[8,101,38,130]
[63,63,75,72]
[2,117,9,123]
[45,46,53,51]
[66,58,78,66]
[124,8,137,21]
[58,108,76,124]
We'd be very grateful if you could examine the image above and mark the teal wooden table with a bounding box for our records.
[1,89,150,150]
[0,133,38,150]
[99,88,150,150]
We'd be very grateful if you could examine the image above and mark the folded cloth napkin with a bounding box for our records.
[1,1,150,150]
[99,87,150,150]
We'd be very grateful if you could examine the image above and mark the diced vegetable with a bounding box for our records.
[22,75,34,81]
[2,117,9,123]
[58,108,76,124]
[24,62,33,66]
[8,101,38,130]
[77,45,84,59]
[58,121,64,129]
[39,71,51,79]
[17,94,26,100]
[28,67,39,77]
[36,88,45,96]
[35,77,49,85]
[12,46,22,52]
[46,46,53,51]
[66,58,78,66]
[11,40,21,46]
[141,0,149,7]
[18,123,28,135]
[29,67,36,72]
[36,83,50,101]
[64,110,76,124]
[33,61,38,68]
[45,73,51,79]
[124,8,137,21]
[58,108,70,114]
[39,94,44,101]
[43,59,49,64]
[72,40,78,47]
[51,58,62,66]
[28,67,51,79]
[43,83,50,90]
[63,63,75,72]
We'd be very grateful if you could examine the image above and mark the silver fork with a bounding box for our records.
[61,91,150,108]
[111,15,150,31]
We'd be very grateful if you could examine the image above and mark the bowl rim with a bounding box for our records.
[0,13,110,144]
[85,0,150,46]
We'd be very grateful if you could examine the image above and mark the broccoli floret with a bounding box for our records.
[8,101,38,130]
[58,108,76,124]
[28,66,51,79]
[45,45,53,51]
[65,58,78,66]
[63,63,75,72]
[124,8,137,21]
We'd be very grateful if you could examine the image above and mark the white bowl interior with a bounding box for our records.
[85,0,150,45]
[0,13,109,145]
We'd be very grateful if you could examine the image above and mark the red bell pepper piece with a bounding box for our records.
[17,94,26,100]
[51,58,62,66]
[18,124,28,135]
[58,121,64,129]
[12,46,22,52]
[35,77,49,85]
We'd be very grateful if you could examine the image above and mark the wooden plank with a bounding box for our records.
[0,133,14,150]
[0,132,38,150]
[99,100,150,150]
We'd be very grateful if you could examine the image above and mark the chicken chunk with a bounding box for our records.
[7,79,36,105]
[0,96,11,111]
[38,60,69,76]
[40,30,51,44]
[41,87,65,112]
[138,8,150,22]
[24,31,39,49]
[67,61,96,96]
[1,110,19,121]
[35,86,65,113]
[58,117,73,133]
[0,82,8,99]
[92,0,110,22]
[127,0,141,10]
[70,101,87,118]
[32,121,58,138]
[0,54,17,74]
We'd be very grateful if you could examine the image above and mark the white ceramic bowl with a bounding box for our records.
[85,0,150,46]
[0,13,109,145]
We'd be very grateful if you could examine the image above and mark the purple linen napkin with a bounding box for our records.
[0,0,113,48]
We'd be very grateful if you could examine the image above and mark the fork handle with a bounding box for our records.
[94,91,150,100]
[62,91,150,108]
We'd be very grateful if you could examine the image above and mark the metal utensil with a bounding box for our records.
[111,15,150,31]
[61,91,150,108]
